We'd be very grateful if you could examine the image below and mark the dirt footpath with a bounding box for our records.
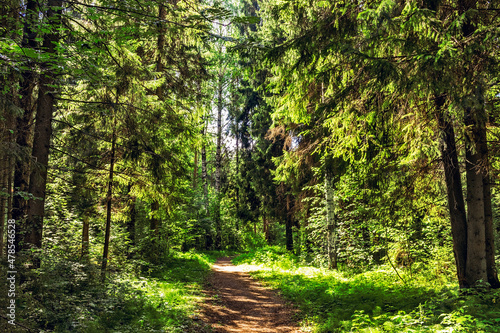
[200,257,303,333]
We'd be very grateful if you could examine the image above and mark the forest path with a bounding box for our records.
[200,257,304,333]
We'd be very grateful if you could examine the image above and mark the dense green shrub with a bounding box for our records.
[0,251,216,332]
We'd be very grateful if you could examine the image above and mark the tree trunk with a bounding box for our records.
[25,0,63,265]
[436,96,468,288]
[101,115,116,281]
[81,214,89,258]
[5,3,18,224]
[325,170,338,269]
[464,106,488,287]
[483,174,499,287]
[127,191,136,248]
[193,150,198,190]
[234,123,240,231]
[263,213,269,242]
[0,158,7,257]
[1,110,15,260]
[235,124,239,195]
[146,3,166,246]
[470,84,500,288]
[8,156,13,220]
[25,72,51,250]
[214,73,223,250]
[479,125,500,288]
[286,193,293,252]
[454,0,498,289]
[150,200,160,237]
[0,0,18,258]
[201,122,209,214]
[13,0,38,253]
[156,4,166,99]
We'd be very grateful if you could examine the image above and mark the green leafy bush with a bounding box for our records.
[0,251,214,332]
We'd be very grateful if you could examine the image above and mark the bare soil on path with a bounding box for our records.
[200,257,303,333]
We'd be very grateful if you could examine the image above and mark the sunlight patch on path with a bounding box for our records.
[200,257,305,333]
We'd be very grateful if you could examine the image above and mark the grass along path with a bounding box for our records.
[0,251,221,332]
[232,247,500,333]
[200,257,304,332]
[87,251,216,333]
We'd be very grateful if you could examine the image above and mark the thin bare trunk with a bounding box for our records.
[235,123,239,231]
[0,159,7,257]
[8,157,13,220]
[193,150,198,190]
[156,4,166,99]
[150,201,160,237]
[214,74,223,249]
[101,115,116,281]
[81,214,89,258]
[325,170,337,269]
[201,122,209,213]
[127,195,136,247]
[263,213,269,242]
[286,193,293,252]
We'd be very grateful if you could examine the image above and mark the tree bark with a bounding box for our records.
[193,150,198,190]
[127,185,136,248]
[201,121,209,214]
[325,169,338,269]
[214,72,223,250]
[464,118,487,286]
[0,158,7,257]
[436,96,468,288]
[479,124,500,288]
[25,1,63,264]
[150,200,160,237]
[101,115,116,281]
[235,122,240,230]
[0,1,18,258]
[263,212,269,242]
[235,123,239,190]
[81,214,89,258]
[13,0,38,253]
[286,193,293,252]
[454,0,498,290]
[464,90,498,287]
[7,157,13,220]
[4,0,18,227]
[156,4,166,99]
[201,117,210,250]
[470,84,500,288]
[464,106,488,286]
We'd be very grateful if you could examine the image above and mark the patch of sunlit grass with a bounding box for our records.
[233,246,500,333]
[87,251,214,332]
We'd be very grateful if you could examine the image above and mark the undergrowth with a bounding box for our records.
[233,246,500,333]
[0,250,231,332]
